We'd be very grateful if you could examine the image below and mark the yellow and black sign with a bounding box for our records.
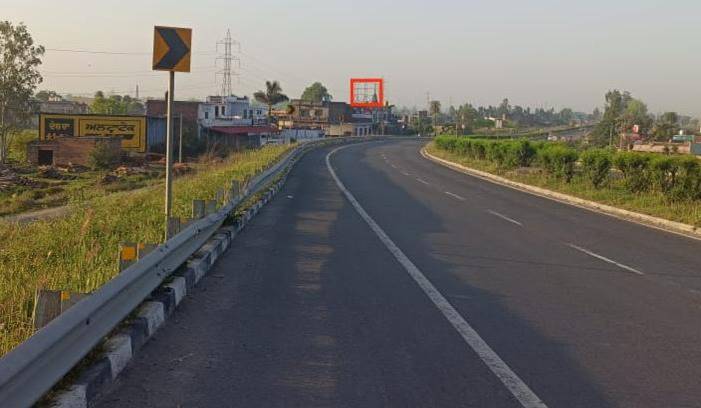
[39,113,147,152]
[153,26,192,72]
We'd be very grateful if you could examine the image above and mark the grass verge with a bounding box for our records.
[0,145,290,355]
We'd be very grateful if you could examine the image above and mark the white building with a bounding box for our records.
[198,95,268,128]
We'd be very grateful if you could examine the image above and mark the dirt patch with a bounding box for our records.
[0,166,45,192]
[173,163,193,176]
[37,166,78,181]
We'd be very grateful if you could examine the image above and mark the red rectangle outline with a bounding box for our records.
[350,78,384,108]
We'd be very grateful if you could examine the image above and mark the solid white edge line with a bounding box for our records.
[326,145,548,408]
[567,244,644,276]
[445,191,466,201]
[487,210,524,227]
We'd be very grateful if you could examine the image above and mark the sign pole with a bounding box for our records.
[153,25,192,240]
[164,70,175,240]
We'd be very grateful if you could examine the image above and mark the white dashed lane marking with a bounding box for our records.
[567,244,644,275]
[487,210,523,227]
[445,191,466,201]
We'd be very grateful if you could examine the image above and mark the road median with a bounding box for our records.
[422,145,701,241]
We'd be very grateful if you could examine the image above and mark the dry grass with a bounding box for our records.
[0,145,289,355]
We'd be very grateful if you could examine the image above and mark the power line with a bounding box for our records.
[45,48,216,56]
[41,66,217,75]
[53,81,218,98]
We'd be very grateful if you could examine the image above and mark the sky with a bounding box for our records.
[5,0,701,116]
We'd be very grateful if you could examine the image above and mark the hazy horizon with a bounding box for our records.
[6,0,701,116]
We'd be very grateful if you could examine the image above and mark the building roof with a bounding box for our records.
[210,125,279,135]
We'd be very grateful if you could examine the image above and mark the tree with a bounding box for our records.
[559,108,574,124]
[90,91,144,115]
[429,100,441,127]
[0,21,44,163]
[620,99,653,134]
[591,90,632,146]
[497,98,510,118]
[300,82,332,103]
[35,90,62,102]
[653,112,679,141]
[253,80,289,119]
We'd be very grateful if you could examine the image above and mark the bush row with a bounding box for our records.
[435,135,575,180]
[434,135,701,200]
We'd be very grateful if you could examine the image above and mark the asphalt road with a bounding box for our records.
[95,139,701,408]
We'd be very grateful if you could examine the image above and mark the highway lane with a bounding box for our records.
[95,138,701,407]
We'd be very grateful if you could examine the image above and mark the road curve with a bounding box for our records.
[94,139,701,408]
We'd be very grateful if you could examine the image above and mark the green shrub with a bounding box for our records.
[538,145,578,182]
[88,142,120,170]
[485,141,508,167]
[505,140,537,168]
[614,152,650,193]
[670,156,701,201]
[648,156,677,193]
[580,149,613,189]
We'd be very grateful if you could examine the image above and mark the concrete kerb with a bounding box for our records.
[48,145,305,408]
[421,147,701,241]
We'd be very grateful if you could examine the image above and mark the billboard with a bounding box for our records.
[39,113,147,152]
[350,78,384,108]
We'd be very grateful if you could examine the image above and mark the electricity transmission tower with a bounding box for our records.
[216,29,240,97]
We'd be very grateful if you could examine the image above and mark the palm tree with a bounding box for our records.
[254,81,289,122]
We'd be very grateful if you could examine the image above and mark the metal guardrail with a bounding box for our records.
[0,138,330,408]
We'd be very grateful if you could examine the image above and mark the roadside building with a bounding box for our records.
[27,137,121,167]
[198,95,267,126]
[146,99,200,154]
[198,95,276,150]
[281,99,374,136]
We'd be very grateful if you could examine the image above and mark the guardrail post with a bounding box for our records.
[180,217,193,229]
[33,290,88,330]
[167,217,181,238]
[232,180,241,199]
[192,200,205,219]
[118,243,138,271]
[137,243,157,259]
[206,200,217,215]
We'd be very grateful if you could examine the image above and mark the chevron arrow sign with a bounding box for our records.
[153,26,192,72]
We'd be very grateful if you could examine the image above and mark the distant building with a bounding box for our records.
[198,95,267,127]
[146,99,200,124]
[198,95,276,150]
[281,100,373,136]
[39,100,89,115]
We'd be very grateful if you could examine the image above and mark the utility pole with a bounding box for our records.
[217,29,240,97]
[178,114,184,163]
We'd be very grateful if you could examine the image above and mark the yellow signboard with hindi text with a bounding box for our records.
[39,113,147,152]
